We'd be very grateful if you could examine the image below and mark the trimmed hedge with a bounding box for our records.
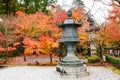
[0,58,6,65]
[88,55,100,63]
[105,54,120,67]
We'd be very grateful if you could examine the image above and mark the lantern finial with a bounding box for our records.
[67,10,72,18]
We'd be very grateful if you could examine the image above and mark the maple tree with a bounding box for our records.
[0,15,20,59]
[38,35,59,63]
[96,1,120,49]
[0,32,5,57]
[106,4,120,47]
[13,11,61,61]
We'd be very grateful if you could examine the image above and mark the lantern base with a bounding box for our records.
[56,64,89,78]
[56,56,89,78]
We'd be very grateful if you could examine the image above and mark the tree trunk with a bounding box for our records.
[24,55,26,61]
[5,1,10,15]
[58,56,61,61]
[50,54,52,63]
[97,45,102,59]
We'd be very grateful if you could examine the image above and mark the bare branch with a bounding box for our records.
[100,0,120,7]
[80,0,96,21]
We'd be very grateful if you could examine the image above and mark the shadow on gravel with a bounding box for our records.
[0,66,8,69]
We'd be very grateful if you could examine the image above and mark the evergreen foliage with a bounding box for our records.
[0,0,56,15]
[88,55,100,63]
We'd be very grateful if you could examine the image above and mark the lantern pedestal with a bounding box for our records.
[90,43,97,55]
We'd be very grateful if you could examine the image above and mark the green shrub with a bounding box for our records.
[40,62,58,66]
[88,55,100,63]
[12,50,20,56]
[77,55,86,59]
[12,43,24,57]
[0,54,4,57]
[27,62,58,66]
[0,58,6,65]
[105,54,120,67]
[82,49,88,56]
[27,63,32,66]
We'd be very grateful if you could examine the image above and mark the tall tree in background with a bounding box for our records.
[97,0,120,48]
[73,0,84,6]
[107,1,120,47]
[0,0,19,15]
[0,0,57,15]
[0,15,20,59]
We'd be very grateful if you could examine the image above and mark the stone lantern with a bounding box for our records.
[56,10,89,78]
[86,17,100,55]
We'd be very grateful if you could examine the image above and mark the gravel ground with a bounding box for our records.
[0,66,120,80]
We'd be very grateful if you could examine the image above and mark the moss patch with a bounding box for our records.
[108,66,120,75]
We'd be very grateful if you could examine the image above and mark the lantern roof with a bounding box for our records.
[58,10,83,28]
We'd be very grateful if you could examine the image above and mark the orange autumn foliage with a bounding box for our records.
[107,4,120,43]
[22,37,36,55]
[98,3,120,47]
[15,11,61,56]
[52,10,67,24]
[15,11,53,37]
[38,35,59,54]
[72,7,89,44]
[72,7,84,22]
[108,5,120,23]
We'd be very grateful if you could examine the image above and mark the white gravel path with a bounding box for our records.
[0,66,120,80]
